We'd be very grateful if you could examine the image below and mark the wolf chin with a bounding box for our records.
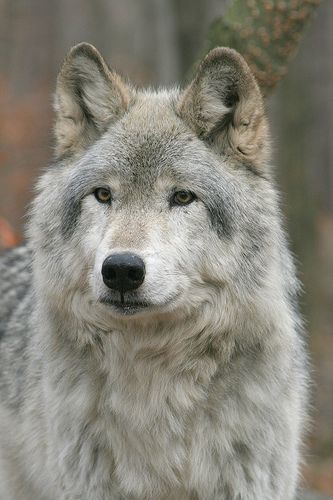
[0,43,308,500]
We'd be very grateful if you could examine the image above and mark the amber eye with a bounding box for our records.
[172,190,196,206]
[94,187,112,204]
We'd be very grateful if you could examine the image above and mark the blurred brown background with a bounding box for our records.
[0,0,332,496]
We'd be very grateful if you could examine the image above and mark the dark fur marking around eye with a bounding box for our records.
[205,193,234,239]
[61,195,82,239]
[60,165,112,240]
[60,180,85,240]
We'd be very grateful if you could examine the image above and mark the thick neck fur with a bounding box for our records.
[39,271,294,409]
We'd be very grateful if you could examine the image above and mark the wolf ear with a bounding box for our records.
[54,43,132,158]
[179,48,269,171]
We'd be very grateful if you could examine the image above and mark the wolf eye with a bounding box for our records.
[171,190,196,206]
[94,187,111,204]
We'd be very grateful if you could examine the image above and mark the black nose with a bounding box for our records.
[101,253,145,292]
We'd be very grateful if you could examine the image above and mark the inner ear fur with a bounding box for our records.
[54,42,132,158]
[178,47,269,171]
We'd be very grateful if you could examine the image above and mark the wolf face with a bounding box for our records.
[29,44,277,324]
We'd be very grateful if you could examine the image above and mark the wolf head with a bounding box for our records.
[29,43,286,328]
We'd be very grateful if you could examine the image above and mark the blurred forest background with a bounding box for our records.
[0,0,332,496]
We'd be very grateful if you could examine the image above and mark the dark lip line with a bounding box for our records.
[99,297,152,309]
[99,291,181,313]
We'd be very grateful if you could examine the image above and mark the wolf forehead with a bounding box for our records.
[82,91,202,180]
[60,102,237,240]
[67,90,225,186]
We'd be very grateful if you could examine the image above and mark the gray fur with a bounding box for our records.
[0,43,308,499]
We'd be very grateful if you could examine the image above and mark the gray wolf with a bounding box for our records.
[0,43,308,499]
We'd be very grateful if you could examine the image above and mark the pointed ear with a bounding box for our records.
[54,43,132,158]
[178,48,269,171]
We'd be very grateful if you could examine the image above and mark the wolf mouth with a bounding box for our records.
[99,291,181,316]
[100,297,152,315]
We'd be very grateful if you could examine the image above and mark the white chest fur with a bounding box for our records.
[94,330,218,498]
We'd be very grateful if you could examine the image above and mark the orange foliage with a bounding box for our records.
[0,217,20,249]
[303,459,333,496]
